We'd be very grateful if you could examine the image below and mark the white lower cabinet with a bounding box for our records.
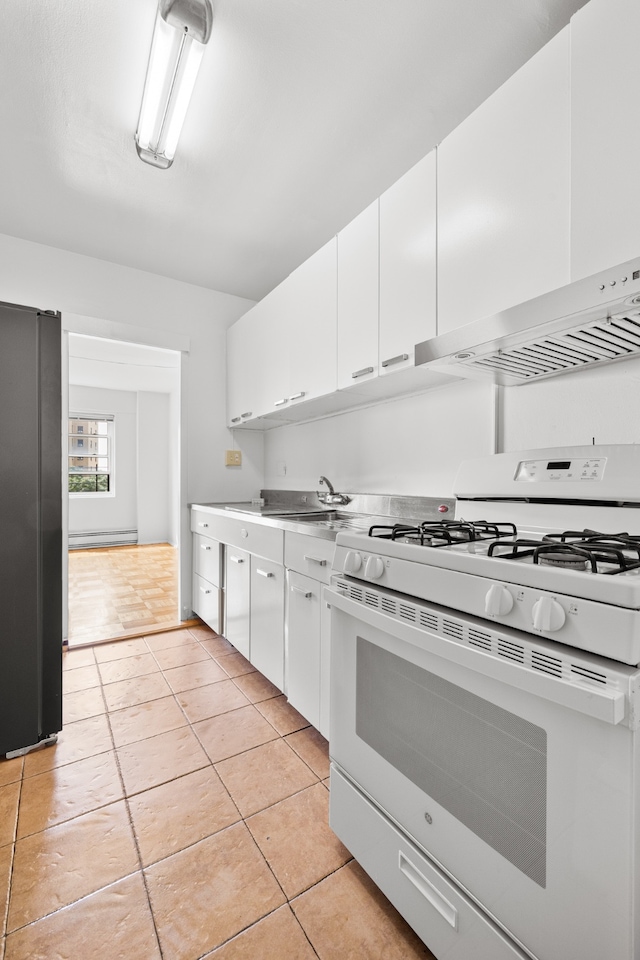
[250,557,285,690]
[287,571,322,730]
[225,546,250,660]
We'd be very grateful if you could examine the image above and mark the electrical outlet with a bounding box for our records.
[225,449,242,467]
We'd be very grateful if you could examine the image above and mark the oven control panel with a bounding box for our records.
[515,457,607,483]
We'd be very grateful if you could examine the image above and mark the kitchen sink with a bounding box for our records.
[276,511,381,531]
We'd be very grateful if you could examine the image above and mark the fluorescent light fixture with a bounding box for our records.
[135,0,213,169]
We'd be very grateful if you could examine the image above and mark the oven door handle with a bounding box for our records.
[326,586,626,726]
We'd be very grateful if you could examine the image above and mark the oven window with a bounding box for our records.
[356,637,547,887]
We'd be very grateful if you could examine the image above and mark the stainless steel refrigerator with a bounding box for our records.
[0,300,62,757]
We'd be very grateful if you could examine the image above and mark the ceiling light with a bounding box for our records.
[135,0,213,169]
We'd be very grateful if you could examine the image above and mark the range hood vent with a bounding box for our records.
[415,257,640,386]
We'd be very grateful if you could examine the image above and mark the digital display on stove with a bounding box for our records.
[515,457,607,482]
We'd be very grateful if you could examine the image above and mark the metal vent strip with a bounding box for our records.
[335,579,615,691]
[466,310,640,381]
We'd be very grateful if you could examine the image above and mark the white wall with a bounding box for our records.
[137,391,170,544]
[264,380,496,497]
[68,386,137,534]
[500,353,640,450]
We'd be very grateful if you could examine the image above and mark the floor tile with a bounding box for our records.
[23,714,113,778]
[177,680,249,725]
[163,658,228,694]
[97,653,159,685]
[216,739,317,818]
[0,758,23,788]
[187,624,219,642]
[205,904,317,960]
[3,873,161,960]
[0,783,20,847]
[194,705,279,764]
[62,686,106,724]
[247,783,351,898]
[129,766,240,867]
[108,695,187,748]
[102,672,172,712]
[16,752,123,838]
[292,861,435,960]
[62,648,96,670]
[215,651,256,678]
[0,843,12,938]
[93,637,150,662]
[145,822,285,960]
[256,695,309,736]
[7,801,138,932]
[61,664,101,694]
[231,671,281,704]
[117,726,209,796]
[198,635,235,659]
[145,629,195,652]
[151,642,210,670]
[286,727,330,780]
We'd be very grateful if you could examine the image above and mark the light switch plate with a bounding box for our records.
[225,449,242,466]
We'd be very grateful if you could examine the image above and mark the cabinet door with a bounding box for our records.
[570,0,640,279]
[318,585,331,740]
[287,571,321,729]
[250,557,285,690]
[285,237,338,410]
[437,27,570,335]
[337,200,379,389]
[226,312,254,427]
[379,151,437,371]
[225,546,250,659]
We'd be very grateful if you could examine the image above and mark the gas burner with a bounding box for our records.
[489,532,640,575]
[368,519,517,547]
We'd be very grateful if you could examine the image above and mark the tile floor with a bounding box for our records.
[67,544,183,646]
[0,623,435,960]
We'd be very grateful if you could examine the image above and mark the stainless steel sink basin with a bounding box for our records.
[276,511,379,531]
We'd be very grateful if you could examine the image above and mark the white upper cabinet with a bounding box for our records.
[570,0,640,279]
[379,151,437,370]
[337,200,379,389]
[437,27,571,336]
[284,237,337,410]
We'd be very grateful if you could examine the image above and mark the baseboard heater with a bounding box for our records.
[69,529,138,550]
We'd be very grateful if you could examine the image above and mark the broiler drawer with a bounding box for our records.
[329,765,528,960]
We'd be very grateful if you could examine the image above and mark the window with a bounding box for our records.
[68,415,113,494]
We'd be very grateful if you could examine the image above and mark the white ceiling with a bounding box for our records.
[3,0,586,302]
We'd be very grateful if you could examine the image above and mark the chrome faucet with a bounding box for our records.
[317,476,351,506]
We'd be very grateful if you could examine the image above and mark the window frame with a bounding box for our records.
[68,414,115,498]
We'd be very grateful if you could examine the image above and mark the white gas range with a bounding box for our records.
[327,445,640,960]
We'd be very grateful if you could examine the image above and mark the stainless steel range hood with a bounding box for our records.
[415,257,640,386]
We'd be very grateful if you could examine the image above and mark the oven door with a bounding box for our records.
[328,582,639,960]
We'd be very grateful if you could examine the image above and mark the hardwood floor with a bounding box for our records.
[67,543,186,647]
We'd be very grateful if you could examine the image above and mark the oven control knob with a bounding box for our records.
[344,550,362,574]
[485,583,514,617]
[532,596,566,633]
[364,555,385,580]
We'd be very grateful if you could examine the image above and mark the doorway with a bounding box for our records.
[65,334,183,646]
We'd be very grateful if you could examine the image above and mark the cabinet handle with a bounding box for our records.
[230,416,242,424]
[381,353,409,368]
[197,522,209,528]
[240,411,252,418]
[398,852,458,930]
[351,366,374,379]
[303,555,327,566]
[292,585,313,598]
[289,391,306,401]
[274,398,288,407]
[229,556,244,564]
[200,544,211,551]
[256,568,274,578]
[199,587,212,595]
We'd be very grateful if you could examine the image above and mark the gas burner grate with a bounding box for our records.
[488,530,640,575]
[368,519,517,547]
